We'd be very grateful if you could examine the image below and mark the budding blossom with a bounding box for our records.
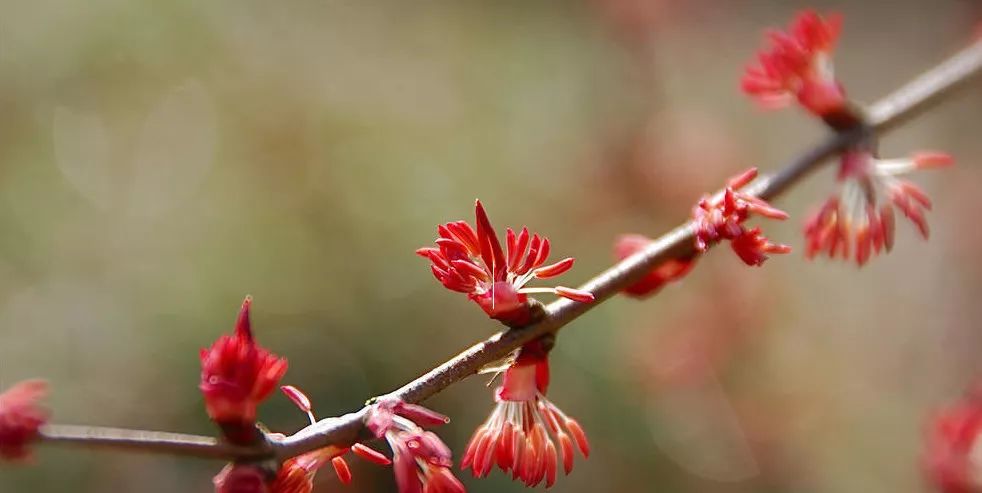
[803,150,953,266]
[924,388,982,493]
[692,168,791,266]
[267,386,391,493]
[213,465,271,493]
[365,397,465,493]
[417,200,594,326]
[200,297,288,443]
[741,10,847,118]
[614,234,698,298]
[0,379,49,461]
[462,339,590,488]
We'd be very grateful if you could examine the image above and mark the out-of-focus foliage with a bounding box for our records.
[0,0,979,491]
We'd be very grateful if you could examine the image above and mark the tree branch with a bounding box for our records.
[35,38,982,463]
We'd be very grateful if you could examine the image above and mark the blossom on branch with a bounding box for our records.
[213,465,271,493]
[741,10,847,117]
[417,200,594,326]
[200,296,288,443]
[614,234,698,298]
[462,339,589,488]
[692,168,791,266]
[0,379,49,461]
[803,150,953,266]
[365,397,465,493]
[924,388,982,493]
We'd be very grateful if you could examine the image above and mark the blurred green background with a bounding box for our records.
[1,0,980,491]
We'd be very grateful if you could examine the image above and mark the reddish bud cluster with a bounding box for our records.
[200,297,288,443]
[924,388,982,493]
[692,168,791,266]
[365,397,465,493]
[0,379,49,461]
[614,234,698,298]
[462,340,590,488]
[804,150,953,265]
[418,200,594,326]
[213,465,270,493]
[741,10,847,117]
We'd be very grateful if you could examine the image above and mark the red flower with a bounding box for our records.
[214,465,271,493]
[692,168,791,266]
[741,10,846,117]
[258,386,394,493]
[614,234,698,298]
[462,340,589,488]
[924,389,982,493]
[418,200,594,326]
[804,150,953,266]
[365,398,465,493]
[0,379,49,461]
[200,296,288,443]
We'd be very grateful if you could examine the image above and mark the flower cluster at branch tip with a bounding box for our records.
[924,387,982,493]
[200,296,288,444]
[804,150,953,266]
[365,397,465,493]
[0,379,49,461]
[614,234,698,298]
[462,338,590,488]
[692,167,791,266]
[417,200,594,326]
[741,10,847,117]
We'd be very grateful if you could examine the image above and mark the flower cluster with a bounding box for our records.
[0,380,49,461]
[741,10,847,117]
[692,168,791,266]
[418,200,594,326]
[365,397,465,493]
[200,296,288,444]
[803,150,953,265]
[614,234,698,298]
[924,388,982,493]
[462,339,589,488]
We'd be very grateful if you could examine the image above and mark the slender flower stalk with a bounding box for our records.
[200,297,288,444]
[461,339,589,488]
[741,10,848,118]
[0,380,49,461]
[803,150,953,265]
[418,200,594,326]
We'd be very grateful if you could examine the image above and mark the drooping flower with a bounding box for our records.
[417,200,594,326]
[741,10,847,118]
[268,386,392,493]
[461,339,589,488]
[0,379,49,461]
[213,465,271,493]
[614,234,698,298]
[365,397,465,493]
[692,168,791,266]
[803,150,953,266]
[924,387,982,493]
[200,296,288,443]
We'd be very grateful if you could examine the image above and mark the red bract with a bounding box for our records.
[692,168,791,266]
[804,150,953,266]
[200,296,288,443]
[417,200,594,326]
[0,379,49,461]
[365,399,464,493]
[614,234,698,298]
[214,465,271,493]
[462,340,589,488]
[924,389,982,493]
[741,10,846,117]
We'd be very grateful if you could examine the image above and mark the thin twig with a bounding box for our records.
[35,38,982,463]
